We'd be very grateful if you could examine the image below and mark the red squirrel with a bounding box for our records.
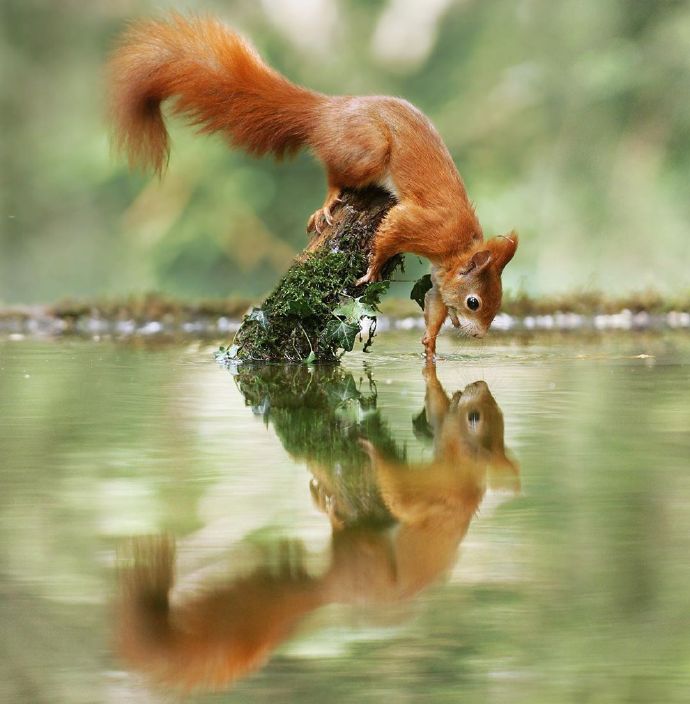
[116,369,519,691]
[108,13,518,356]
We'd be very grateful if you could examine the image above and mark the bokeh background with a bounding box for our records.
[2,0,689,305]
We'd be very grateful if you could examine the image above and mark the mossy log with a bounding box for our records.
[219,187,401,364]
[235,364,403,527]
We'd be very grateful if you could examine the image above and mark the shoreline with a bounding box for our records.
[1,294,689,340]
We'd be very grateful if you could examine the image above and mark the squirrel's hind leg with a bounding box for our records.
[309,120,391,234]
[307,184,343,234]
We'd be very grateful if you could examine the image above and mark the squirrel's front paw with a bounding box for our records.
[422,334,437,360]
[355,266,381,287]
[309,478,344,530]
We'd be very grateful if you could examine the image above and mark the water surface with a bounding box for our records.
[1,331,689,703]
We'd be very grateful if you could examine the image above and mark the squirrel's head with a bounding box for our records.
[436,232,518,338]
[449,380,505,455]
[446,380,520,492]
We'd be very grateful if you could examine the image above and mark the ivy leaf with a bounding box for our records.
[327,376,360,404]
[333,296,377,323]
[325,319,360,351]
[361,280,390,307]
[410,274,433,310]
[247,308,268,328]
[214,343,239,366]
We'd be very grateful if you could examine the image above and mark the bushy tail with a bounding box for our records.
[108,13,324,174]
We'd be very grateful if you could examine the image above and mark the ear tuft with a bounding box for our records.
[488,231,518,273]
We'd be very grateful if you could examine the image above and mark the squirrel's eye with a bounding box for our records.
[466,296,481,311]
[468,410,480,427]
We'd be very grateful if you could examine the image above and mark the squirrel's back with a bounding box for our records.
[108,13,324,173]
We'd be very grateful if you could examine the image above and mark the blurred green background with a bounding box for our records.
[1,0,689,306]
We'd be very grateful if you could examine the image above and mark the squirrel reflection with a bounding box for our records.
[117,365,519,691]
[345,368,519,601]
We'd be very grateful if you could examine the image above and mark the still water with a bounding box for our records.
[1,331,689,703]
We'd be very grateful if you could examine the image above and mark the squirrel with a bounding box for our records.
[108,13,518,356]
[116,368,519,691]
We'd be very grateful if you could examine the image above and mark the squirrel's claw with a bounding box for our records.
[355,266,381,287]
[306,208,331,235]
[306,197,342,235]
[322,206,334,227]
[306,211,318,234]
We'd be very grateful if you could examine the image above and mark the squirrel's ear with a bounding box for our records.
[488,231,518,273]
[487,455,521,494]
[460,250,492,275]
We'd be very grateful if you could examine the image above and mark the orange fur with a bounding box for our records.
[117,536,323,691]
[115,369,519,692]
[108,13,519,352]
[108,13,322,173]
[355,368,519,597]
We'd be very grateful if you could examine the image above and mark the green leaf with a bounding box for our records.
[304,351,317,365]
[326,376,360,405]
[410,274,433,310]
[361,280,390,307]
[214,343,239,365]
[333,296,377,323]
[247,308,268,328]
[325,319,360,351]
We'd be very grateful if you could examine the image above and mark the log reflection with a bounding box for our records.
[116,364,519,691]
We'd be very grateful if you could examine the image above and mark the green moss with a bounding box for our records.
[234,364,404,528]
[219,187,402,364]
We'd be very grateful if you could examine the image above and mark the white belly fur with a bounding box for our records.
[378,173,399,199]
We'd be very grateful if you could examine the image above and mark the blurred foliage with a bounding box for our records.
[1,0,689,305]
